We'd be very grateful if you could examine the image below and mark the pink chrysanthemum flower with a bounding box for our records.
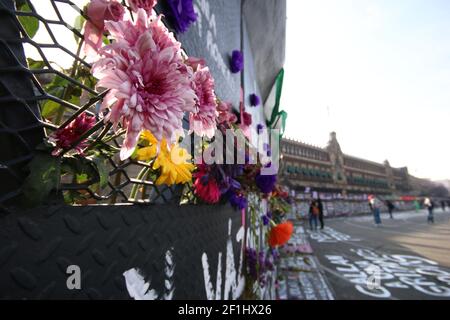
[105,9,181,54]
[186,58,218,138]
[92,9,196,160]
[127,0,156,14]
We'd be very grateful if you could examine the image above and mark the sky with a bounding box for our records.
[24,0,88,69]
[24,0,449,180]
[281,0,450,181]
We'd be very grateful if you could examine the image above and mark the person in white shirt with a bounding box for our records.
[424,197,434,224]
[369,195,382,226]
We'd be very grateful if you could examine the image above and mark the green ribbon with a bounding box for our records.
[267,69,288,136]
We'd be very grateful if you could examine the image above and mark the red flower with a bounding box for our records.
[51,113,96,156]
[268,221,293,248]
[193,168,221,204]
[242,111,252,126]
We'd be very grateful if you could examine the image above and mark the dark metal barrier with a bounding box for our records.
[0,203,244,299]
[0,0,256,300]
[0,0,44,211]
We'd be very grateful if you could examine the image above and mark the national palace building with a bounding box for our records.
[279,132,435,197]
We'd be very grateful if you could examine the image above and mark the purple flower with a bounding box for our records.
[271,248,280,263]
[228,191,248,210]
[258,251,266,274]
[255,173,277,194]
[230,50,244,73]
[264,162,272,169]
[262,215,270,226]
[257,123,264,133]
[250,94,260,107]
[265,253,274,271]
[166,0,197,33]
[246,248,257,279]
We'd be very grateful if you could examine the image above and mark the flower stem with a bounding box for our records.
[55,39,85,125]
[82,122,113,153]
[129,167,151,200]
[58,90,109,131]
[59,120,105,157]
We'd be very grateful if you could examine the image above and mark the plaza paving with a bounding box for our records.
[308,209,450,300]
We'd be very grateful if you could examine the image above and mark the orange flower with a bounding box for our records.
[268,221,294,248]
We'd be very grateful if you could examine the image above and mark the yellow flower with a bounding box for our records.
[154,141,195,185]
[136,130,195,185]
[135,131,158,161]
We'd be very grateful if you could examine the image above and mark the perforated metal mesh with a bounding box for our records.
[0,0,189,208]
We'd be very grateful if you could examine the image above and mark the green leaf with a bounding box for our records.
[63,190,78,204]
[92,155,109,188]
[41,100,62,118]
[63,155,95,178]
[102,35,109,45]
[35,140,56,152]
[68,95,80,106]
[44,77,68,96]
[74,15,86,31]
[87,141,120,157]
[74,15,86,43]
[76,173,89,184]
[49,76,69,89]
[17,3,39,39]
[22,152,61,205]
[27,58,45,70]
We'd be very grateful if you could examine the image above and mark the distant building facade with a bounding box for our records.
[279,132,412,195]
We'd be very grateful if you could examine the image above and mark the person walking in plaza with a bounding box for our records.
[441,200,446,212]
[369,195,382,227]
[309,200,320,232]
[414,199,421,212]
[424,197,434,224]
[317,196,325,230]
[386,200,395,219]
